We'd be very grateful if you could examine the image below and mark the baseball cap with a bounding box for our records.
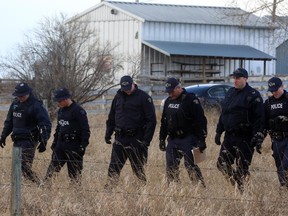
[120,75,133,91]
[53,88,71,102]
[165,77,179,93]
[12,82,32,97]
[230,68,248,78]
[268,77,282,92]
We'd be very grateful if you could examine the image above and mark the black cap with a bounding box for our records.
[53,88,71,102]
[230,68,248,78]
[120,75,133,91]
[12,82,32,97]
[268,77,282,92]
[165,77,179,93]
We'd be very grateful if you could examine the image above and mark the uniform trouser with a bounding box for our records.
[14,140,40,183]
[216,133,254,186]
[166,134,204,183]
[45,146,84,184]
[271,137,288,186]
[107,138,148,184]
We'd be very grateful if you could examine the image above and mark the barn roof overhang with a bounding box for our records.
[143,40,275,61]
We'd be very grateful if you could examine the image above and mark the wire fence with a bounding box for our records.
[0,153,286,203]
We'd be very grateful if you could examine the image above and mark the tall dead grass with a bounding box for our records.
[0,109,287,216]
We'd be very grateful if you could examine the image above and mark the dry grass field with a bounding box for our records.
[0,109,287,216]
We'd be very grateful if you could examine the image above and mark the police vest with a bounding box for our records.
[12,102,37,130]
[165,94,191,132]
[266,93,288,131]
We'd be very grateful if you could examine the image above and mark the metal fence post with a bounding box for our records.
[10,146,22,216]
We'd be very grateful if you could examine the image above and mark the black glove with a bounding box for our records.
[198,140,207,153]
[159,140,166,151]
[215,133,221,145]
[0,136,6,148]
[256,143,262,154]
[105,137,112,144]
[250,132,265,154]
[37,140,47,153]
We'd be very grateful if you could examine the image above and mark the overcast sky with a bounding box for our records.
[0,0,247,55]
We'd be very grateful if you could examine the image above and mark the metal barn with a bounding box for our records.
[276,39,288,75]
[71,1,276,83]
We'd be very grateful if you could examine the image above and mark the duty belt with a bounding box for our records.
[11,134,34,142]
[226,130,251,137]
[168,129,190,139]
[115,127,138,137]
[58,133,80,142]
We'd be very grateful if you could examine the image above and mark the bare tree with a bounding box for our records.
[0,14,123,115]
[228,0,288,39]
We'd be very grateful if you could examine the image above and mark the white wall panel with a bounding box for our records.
[76,5,142,78]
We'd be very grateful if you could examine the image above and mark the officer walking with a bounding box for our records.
[215,68,264,192]
[0,82,51,184]
[105,75,156,189]
[263,77,288,188]
[44,88,90,185]
[159,77,207,186]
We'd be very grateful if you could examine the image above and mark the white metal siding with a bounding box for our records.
[76,4,142,79]
[142,22,275,74]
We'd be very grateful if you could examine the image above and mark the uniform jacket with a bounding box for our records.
[105,85,157,144]
[263,90,288,131]
[53,100,90,148]
[216,83,264,135]
[1,94,51,141]
[159,89,207,141]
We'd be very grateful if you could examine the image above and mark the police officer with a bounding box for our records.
[159,77,207,186]
[105,75,156,189]
[215,68,264,192]
[0,82,51,184]
[263,77,288,188]
[44,88,90,185]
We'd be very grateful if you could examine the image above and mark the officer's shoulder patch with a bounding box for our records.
[79,109,87,115]
[147,97,152,103]
[193,99,199,104]
[254,97,261,103]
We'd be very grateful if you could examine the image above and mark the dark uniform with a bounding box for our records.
[45,88,90,184]
[160,87,207,185]
[105,75,156,188]
[216,82,264,189]
[263,77,288,187]
[0,82,51,184]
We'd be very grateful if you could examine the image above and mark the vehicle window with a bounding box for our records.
[208,87,226,98]
[185,87,205,96]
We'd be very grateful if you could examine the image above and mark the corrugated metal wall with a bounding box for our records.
[142,22,275,75]
[77,5,142,79]
[276,40,288,74]
[76,4,276,77]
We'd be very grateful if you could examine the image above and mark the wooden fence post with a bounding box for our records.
[10,146,22,216]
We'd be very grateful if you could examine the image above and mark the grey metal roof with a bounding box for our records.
[143,40,275,60]
[107,1,270,28]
